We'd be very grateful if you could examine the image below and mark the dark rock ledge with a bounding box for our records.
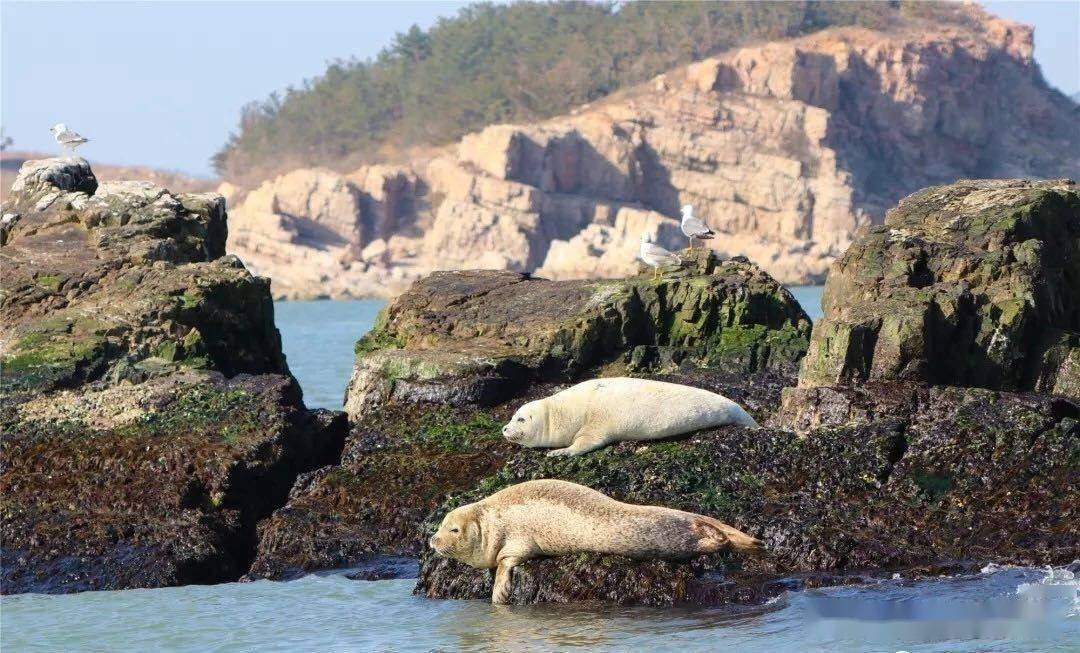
[0,159,347,593]
[246,248,810,581]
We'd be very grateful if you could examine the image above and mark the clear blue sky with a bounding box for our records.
[2,1,1076,178]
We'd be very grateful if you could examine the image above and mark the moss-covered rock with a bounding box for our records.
[344,249,811,419]
[1,162,284,393]
[415,385,1079,605]
[798,178,1080,398]
[248,366,790,580]
[245,403,516,579]
[0,159,346,593]
[1,373,346,593]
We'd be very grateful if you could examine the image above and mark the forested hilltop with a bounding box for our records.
[214,0,965,184]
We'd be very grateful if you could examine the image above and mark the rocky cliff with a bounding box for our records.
[225,5,1079,299]
[0,159,346,593]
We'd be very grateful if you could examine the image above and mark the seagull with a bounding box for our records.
[680,204,715,250]
[50,123,89,154]
[639,232,681,280]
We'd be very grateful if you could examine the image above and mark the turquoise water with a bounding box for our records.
[274,299,386,410]
[3,565,1076,651]
[275,287,825,411]
[15,287,1079,650]
[787,285,824,321]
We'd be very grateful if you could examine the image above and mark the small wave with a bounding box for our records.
[980,562,1004,575]
[1015,564,1080,617]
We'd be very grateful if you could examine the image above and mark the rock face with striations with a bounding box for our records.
[796,178,1080,398]
[0,158,347,593]
[224,5,1080,299]
[225,166,430,300]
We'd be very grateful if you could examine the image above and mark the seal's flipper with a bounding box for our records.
[546,426,610,457]
[492,556,521,604]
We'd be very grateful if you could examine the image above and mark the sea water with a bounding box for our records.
[7,288,1077,651]
[2,565,1076,651]
[274,299,386,410]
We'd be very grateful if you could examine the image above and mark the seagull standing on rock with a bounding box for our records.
[50,123,89,154]
[639,232,681,280]
[680,204,715,250]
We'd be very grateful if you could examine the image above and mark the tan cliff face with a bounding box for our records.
[224,8,1080,300]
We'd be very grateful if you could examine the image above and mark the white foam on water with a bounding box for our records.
[1015,564,1079,618]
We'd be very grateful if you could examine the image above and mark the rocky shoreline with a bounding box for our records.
[2,159,1077,603]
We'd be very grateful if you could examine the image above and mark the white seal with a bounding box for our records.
[502,377,758,456]
[429,479,764,603]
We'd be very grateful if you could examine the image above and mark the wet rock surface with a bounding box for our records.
[249,250,807,581]
[0,159,347,594]
[246,367,790,581]
[244,403,515,580]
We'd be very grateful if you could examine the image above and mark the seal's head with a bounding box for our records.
[429,504,482,564]
[501,400,546,447]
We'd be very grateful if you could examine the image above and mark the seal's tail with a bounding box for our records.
[727,402,759,428]
[694,516,765,557]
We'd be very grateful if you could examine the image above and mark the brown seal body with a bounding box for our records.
[429,479,764,604]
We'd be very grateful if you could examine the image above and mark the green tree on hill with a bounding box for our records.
[213,0,953,184]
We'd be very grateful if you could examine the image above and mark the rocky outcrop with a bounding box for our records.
[0,150,216,204]
[797,178,1080,398]
[224,6,1080,299]
[417,383,1079,606]
[0,158,347,593]
[239,178,1080,603]
[246,252,807,579]
[342,249,811,420]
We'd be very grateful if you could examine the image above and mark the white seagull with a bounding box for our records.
[50,123,89,154]
[639,232,681,280]
[680,204,715,250]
